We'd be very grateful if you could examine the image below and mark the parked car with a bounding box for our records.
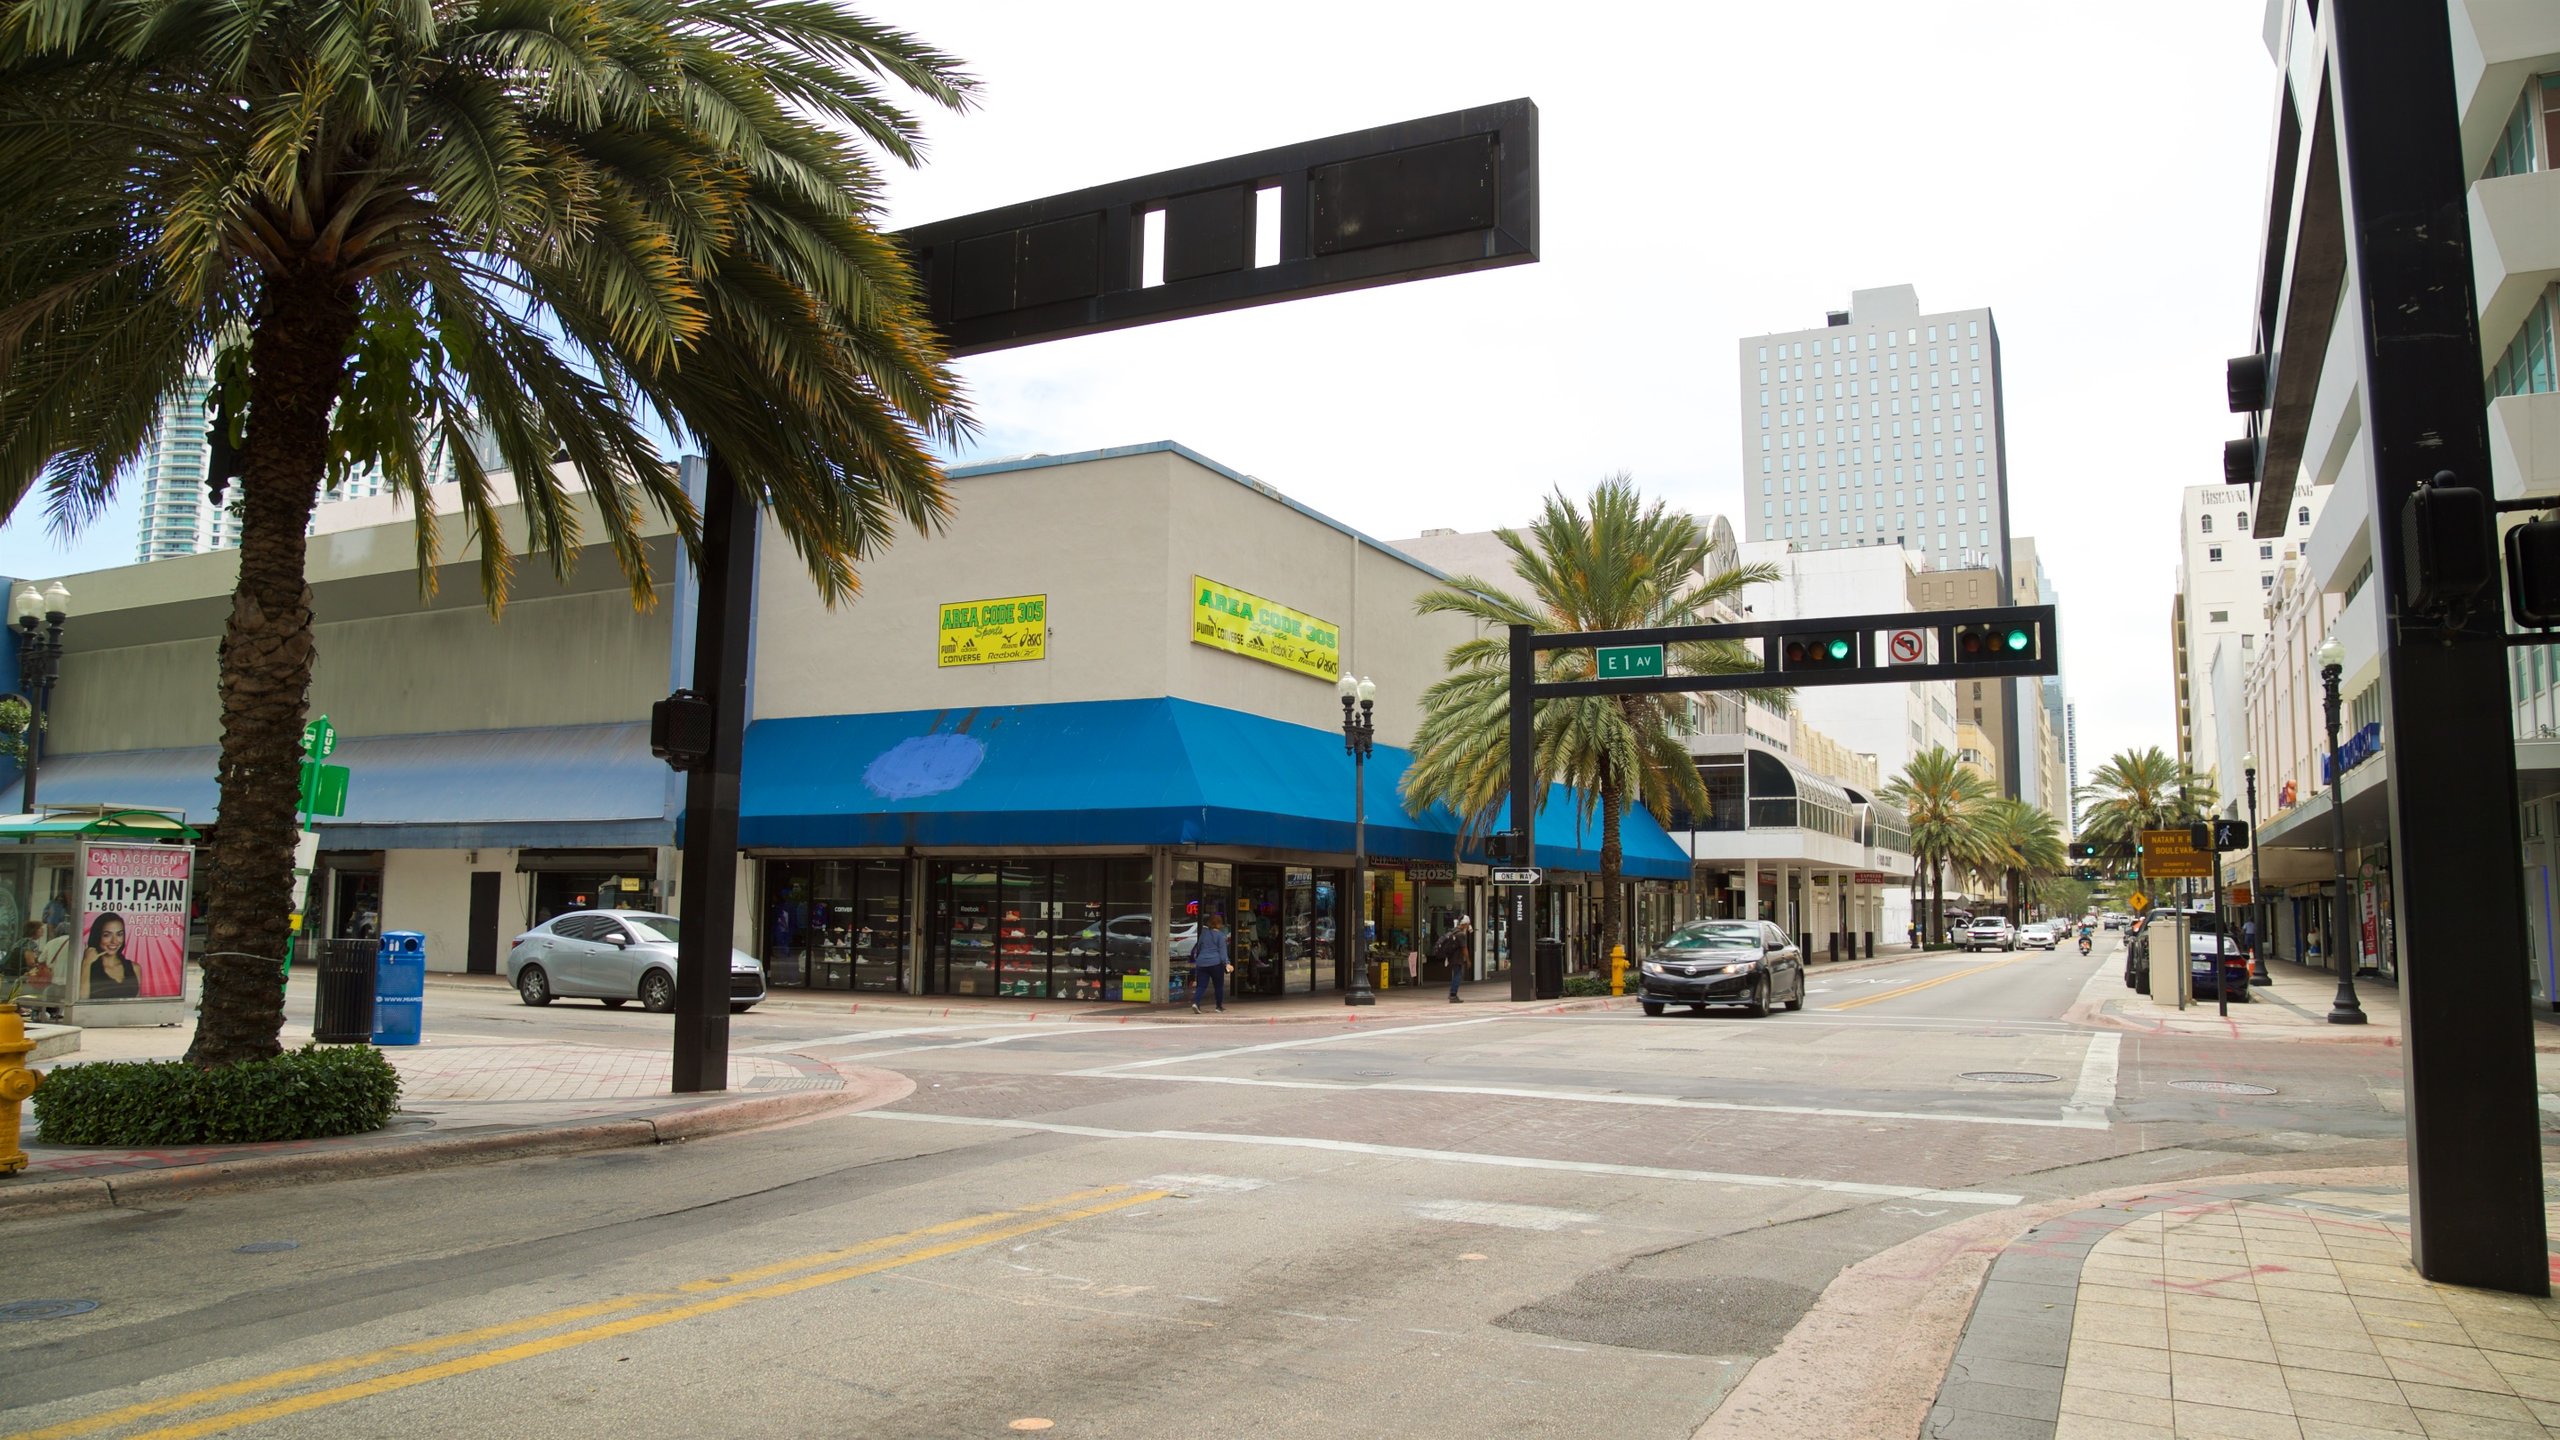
[507,910,767,1013]
[2185,913,2252,1002]
[2018,923,2059,950]
[1637,920,1804,1018]
[1964,917,2017,952]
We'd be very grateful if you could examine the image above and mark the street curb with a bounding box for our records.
[0,1063,914,1219]
[1689,1162,2410,1440]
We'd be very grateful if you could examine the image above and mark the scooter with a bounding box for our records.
[2078,934,2094,956]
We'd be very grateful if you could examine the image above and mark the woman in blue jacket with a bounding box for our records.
[1191,913,1232,1013]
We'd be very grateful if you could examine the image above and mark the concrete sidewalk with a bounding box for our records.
[3,1020,908,1218]
[2075,955,2407,1045]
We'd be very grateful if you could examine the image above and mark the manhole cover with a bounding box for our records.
[1960,1071,2060,1084]
[235,1240,300,1254]
[0,1299,99,1322]
[2170,1080,2279,1096]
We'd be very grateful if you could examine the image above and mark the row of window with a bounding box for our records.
[2489,286,2556,403]
[1757,367,1985,393]
[2198,505,2312,534]
[1757,320,1981,363]
[2204,543,2283,564]
[1774,520,1992,547]
[1767,479,1992,501]
[2485,75,2557,182]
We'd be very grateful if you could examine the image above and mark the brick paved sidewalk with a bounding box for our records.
[1925,1182,2560,1439]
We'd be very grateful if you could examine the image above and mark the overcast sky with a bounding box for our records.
[0,0,2276,803]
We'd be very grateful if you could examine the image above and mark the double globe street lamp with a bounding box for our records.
[2242,748,2264,981]
[10,580,70,814]
[2316,634,2366,1025]
[1338,672,1378,1007]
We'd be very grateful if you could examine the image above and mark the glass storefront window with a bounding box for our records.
[922,857,1156,1002]
[937,863,1001,997]
[532,870,658,923]
[763,859,907,991]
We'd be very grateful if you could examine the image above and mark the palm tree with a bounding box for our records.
[1984,799,2066,919]
[1401,477,1780,967]
[1882,745,1998,944]
[1,0,975,1064]
[2077,747,2222,855]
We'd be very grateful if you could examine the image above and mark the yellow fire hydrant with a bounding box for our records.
[0,1007,41,1175]
[1610,944,1628,996]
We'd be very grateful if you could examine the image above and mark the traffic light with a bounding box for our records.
[1952,621,2038,665]
[1485,829,1523,862]
[2506,514,2560,627]
[2067,842,2101,860]
[1778,630,1859,672]
[2212,819,2249,851]
[2403,475,2494,619]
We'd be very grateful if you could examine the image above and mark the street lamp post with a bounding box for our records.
[12,581,70,814]
[2243,750,2264,982]
[1338,673,1378,1007]
[2317,635,2365,1025]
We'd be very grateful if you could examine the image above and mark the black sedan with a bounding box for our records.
[1637,920,1805,1017]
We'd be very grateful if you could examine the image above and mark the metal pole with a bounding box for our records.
[2245,767,2263,981]
[1508,623,1536,1003]
[2213,845,2228,1019]
[2321,661,2364,1028]
[2325,0,2546,1296]
[672,450,752,1093]
[1343,687,1376,1006]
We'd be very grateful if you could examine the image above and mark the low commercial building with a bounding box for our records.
[22,442,1697,1006]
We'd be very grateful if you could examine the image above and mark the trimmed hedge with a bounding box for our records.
[1561,973,1612,997]
[33,1044,402,1146]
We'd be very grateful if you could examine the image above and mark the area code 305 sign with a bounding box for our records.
[938,594,1047,668]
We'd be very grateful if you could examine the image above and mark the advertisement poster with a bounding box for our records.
[79,842,193,1000]
[1191,576,1340,681]
[938,594,1047,667]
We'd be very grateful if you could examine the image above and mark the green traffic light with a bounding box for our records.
[1826,638,1850,661]
[2004,628,2031,652]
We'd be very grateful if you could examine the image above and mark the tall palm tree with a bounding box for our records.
[1,0,976,1064]
[2077,747,2222,854]
[1984,799,2066,919]
[1401,477,1780,967]
[1882,745,1998,944]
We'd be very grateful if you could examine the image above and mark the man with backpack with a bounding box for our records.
[1436,915,1474,1003]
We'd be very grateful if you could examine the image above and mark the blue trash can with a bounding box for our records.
[372,931,425,1046]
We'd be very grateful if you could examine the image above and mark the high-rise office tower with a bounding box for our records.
[1737,284,2012,581]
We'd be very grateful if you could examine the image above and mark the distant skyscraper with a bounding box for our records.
[130,367,449,563]
[1737,284,2014,581]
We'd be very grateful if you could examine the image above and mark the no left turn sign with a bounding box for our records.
[1888,629,1926,665]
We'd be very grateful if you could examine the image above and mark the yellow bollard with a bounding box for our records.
[1376,960,1391,992]
[0,1007,41,1176]
[1610,944,1628,996]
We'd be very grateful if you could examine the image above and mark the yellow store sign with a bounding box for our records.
[1191,576,1339,681]
[938,594,1048,667]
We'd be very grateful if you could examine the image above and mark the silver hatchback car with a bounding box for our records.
[506,910,767,1013]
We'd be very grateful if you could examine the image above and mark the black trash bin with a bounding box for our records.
[1534,940,1564,1000]
[313,937,379,1043]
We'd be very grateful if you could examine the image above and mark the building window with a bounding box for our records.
[2208,609,2229,623]
[2298,506,2311,525]
[2207,546,2223,563]
[2488,285,2558,400]
[2259,544,2274,560]
[2485,77,2556,180]
[2201,515,2213,534]
[2261,573,2275,588]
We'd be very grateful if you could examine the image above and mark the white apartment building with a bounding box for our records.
[2236,0,2560,1006]
[1736,284,2012,578]
[2172,482,2323,790]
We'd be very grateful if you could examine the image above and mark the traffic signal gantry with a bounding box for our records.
[1502,603,2060,1001]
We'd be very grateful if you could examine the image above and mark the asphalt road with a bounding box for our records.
[4,935,2418,1440]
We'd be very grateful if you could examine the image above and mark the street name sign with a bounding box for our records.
[2138,829,2212,879]
[1491,867,1543,885]
[1596,645,1663,679]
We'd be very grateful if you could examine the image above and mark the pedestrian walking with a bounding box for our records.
[1440,915,1475,1002]
[2241,916,2258,957]
[1191,913,1232,1013]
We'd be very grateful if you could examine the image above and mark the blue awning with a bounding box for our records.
[36,723,673,850]
[737,698,1693,879]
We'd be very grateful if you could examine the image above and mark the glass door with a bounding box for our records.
[1233,865,1286,998]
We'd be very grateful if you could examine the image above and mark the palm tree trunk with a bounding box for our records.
[185,277,359,1068]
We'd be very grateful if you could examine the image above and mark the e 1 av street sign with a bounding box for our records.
[1491,867,1543,886]
[1596,645,1663,679]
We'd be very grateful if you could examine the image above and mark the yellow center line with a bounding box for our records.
[4,1184,1144,1440]
[1825,955,2025,1011]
